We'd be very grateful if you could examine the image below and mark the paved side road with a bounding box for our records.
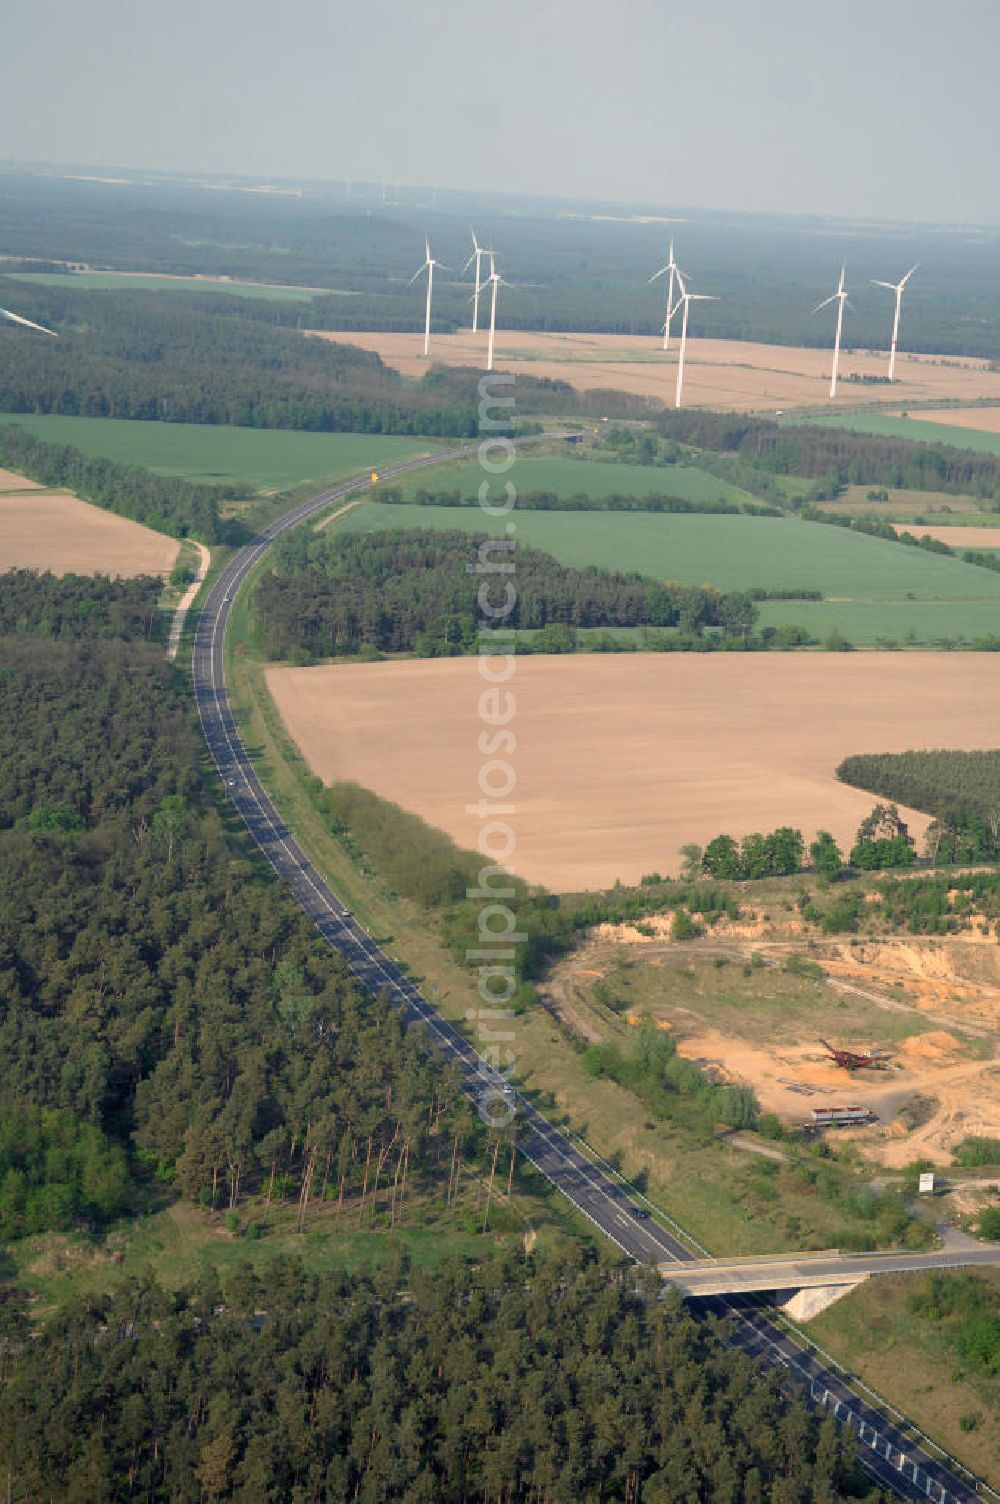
[190,446,988,1504]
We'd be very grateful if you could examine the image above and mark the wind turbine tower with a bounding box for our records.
[871,265,917,382]
[463,230,489,334]
[484,253,512,374]
[409,238,446,357]
[669,273,716,409]
[649,240,683,351]
[813,267,850,399]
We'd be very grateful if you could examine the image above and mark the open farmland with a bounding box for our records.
[789,409,1000,455]
[6,270,337,301]
[316,329,1000,414]
[265,653,1000,891]
[0,416,440,493]
[339,500,1000,642]
[0,487,179,576]
[386,454,756,507]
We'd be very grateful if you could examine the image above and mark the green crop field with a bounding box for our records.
[5,271,340,302]
[0,414,441,492]
[392,454,757,507]
[756,598,1000,645]
[339,502,1000,645]
[786,409,1000,455]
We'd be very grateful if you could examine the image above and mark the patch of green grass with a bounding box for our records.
[579,942,921,1051]
[0,415,441,493]
[788,409,1000,456]
[757,597,1000,646]
[393,454,757,506]
[5,1188,556,1313]
[5,271,336,301]
[809,1271,1000,1488]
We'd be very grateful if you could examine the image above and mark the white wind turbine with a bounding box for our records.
[813,266,850,398]
[649,240,683,351]
[484,253,513,373]
[409,238,447,357]
[668,272,716,409]
[0,306,57,337]
[871,264,917,383]
[462,229,490,334]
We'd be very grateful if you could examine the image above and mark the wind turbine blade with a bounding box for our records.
[871,280,896,290]
[462,253,476,273]
[0,306,58,336]
[470,228,480,251]
[690,294,717,302]
[900,264,918,286]
[812,293,837,314]
[649,265,670,283]
[407,266,425,286]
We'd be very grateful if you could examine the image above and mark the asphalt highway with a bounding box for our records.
[191,445,988,1504]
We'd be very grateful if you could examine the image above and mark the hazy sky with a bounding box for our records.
[2,0,998,222]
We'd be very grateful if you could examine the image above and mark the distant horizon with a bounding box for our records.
[4,158,1000,236]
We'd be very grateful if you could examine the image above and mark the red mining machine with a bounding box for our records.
[819,1040,891,1073]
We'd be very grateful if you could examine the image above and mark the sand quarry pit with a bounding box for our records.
[555,920,1000,1163]
[671,1023,1000,1166]
[0,487,180,578]
[311,329,1000,415]
[266,652,1000,893]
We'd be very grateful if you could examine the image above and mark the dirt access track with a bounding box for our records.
[266,652,1000,892]
[313,329,1000,415]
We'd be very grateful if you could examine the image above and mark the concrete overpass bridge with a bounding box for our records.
[659,1246,1000,1319]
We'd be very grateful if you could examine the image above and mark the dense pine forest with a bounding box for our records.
[0,1250,870,1503]
[254,528,759,660]
[652,412,1000,502]
[838,750,1000,863]
[377,483,779,515]
[0,569,164,641]
[0,611,478,1226]
[0,283,477,437]
[0,426,229,540]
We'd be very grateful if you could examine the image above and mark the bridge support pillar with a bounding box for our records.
[781,1277,868,1322]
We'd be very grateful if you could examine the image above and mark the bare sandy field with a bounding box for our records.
[896,524,1000,548]
[310,329,1000,414]
[0,490,180,577]
[265,653,1000,892]
[0,469,41,493]
[898,405,1000,435]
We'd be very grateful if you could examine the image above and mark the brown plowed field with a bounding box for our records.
[0,488,179,577]
[899,405,1000,434]
[310,329,1000,413]
[895,524,1000,548]
[266,653,1000,892]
